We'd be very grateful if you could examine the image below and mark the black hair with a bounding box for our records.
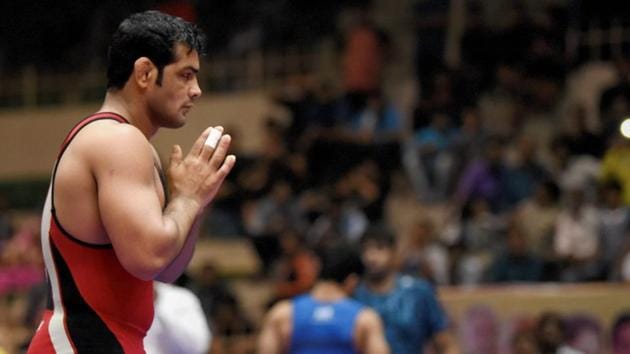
[540,180,561,202]
[106,10,206,89]
[359,224,396,249]
[318,243,364,284]
[601,178,623,193]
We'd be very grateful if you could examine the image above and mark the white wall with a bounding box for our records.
[0,91,273,179]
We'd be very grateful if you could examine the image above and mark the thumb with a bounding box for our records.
[170,144,183,166]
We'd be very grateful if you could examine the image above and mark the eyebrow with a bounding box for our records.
[181,66,199,74]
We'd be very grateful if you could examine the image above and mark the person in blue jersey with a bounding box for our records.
[257,243,390,354]
[354,226,460,354]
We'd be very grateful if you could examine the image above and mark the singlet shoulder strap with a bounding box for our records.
[57,112,129,160]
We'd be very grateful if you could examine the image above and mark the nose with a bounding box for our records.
[190,79,202,100]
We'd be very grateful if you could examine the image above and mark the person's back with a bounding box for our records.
[290,294,362,354]
[258,243,389,354]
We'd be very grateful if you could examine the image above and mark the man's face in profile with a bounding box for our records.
[146,44,202,129]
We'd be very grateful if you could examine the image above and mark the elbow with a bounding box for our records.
[120,257,168,281]
[111,222,183,281]
[118,237,178,281]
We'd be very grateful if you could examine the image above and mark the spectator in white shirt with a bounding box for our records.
[144,282,211,354]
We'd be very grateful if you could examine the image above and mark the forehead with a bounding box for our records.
[167,43,200,70]
[361,239,393,251]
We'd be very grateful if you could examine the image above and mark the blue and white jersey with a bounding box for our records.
[290,294,363,354]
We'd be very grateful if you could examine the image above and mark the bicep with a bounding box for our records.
[93,129,169,274]
[358,309,390,354]
[257,302,291,354]
[257,320,281,354]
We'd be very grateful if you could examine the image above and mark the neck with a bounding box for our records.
[365,271,396,294]
[310,281,347,302]
[100,89,158,139]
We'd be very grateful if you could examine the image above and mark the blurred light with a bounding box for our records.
[621,118,630,139]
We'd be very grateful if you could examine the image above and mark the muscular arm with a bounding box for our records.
[257,301,292,354]
[355,309,390,354]
[93,124,234,280]
[155,216,202,283]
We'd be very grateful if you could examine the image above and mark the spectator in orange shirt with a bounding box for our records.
[272,229,318,301]
[341,6,389,116]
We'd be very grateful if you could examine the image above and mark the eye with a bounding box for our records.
[181,72,194,81]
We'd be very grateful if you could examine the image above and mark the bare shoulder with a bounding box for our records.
[356,307,381,327]
[78,119,149,152]
[72,120,154,171]
[267,300,293,323]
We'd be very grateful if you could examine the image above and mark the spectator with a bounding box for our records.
[452,136,509,214]
[600,134,630,205]
[596,180,630,278]
[354,226,460,354]
[144,282,211,354]
[243,179,306,274]
[456,198,504,285]
[535,312,581,354]
[503,135,551,208]
[270,229,318,302]
[409,111,458,202]
[341,6,388,116]
[487,221,544,283]
[451,107,487,181]
[399,219,450,285]
[513,180,561,260]
[553,187,600,282]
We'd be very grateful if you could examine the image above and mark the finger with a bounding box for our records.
[209,134,231,169]
[214,155,236,181]
[170,144,183,166]
[190,127,214,157]
[199,126,224,161]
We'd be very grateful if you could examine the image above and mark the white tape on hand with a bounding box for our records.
[204,128,222,149]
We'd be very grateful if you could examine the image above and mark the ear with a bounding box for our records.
[342,274,360,294]
[132,57,156,89]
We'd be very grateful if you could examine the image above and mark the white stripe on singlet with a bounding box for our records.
[40,182,76,354]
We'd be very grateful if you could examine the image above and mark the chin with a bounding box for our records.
[163,114,187,129]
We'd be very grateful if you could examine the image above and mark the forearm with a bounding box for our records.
[149,196,202,278]
[156,213,203,282]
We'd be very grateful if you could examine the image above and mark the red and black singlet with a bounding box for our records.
[27,113,154,354]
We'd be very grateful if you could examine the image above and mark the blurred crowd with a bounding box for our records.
[201,2,630,289]
[1,1,630,354]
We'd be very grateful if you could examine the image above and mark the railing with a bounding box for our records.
[568,19,630,63]
[0,43,338,109]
